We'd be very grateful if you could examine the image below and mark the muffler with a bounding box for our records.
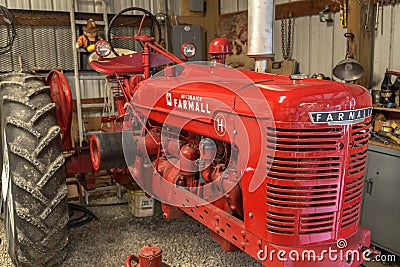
[90,132,136,171]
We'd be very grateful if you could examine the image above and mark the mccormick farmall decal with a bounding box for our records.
[166,92,211,115]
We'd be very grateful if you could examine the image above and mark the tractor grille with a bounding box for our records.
[265,126,342,210]
[266,183,338,208]
[340,123,370,230]
[266,210,295,235]
[265,126,343,240]
[266,127,342,152]
[341,203,361,228]
[265,122,370,245]
[266,155,341,181]
[299,212,336,234]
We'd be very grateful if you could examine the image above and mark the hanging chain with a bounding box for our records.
[281,15,293,60]
[281,17,286,59]
[287,17,292,59]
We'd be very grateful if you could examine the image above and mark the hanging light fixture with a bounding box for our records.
[333,33,364,82]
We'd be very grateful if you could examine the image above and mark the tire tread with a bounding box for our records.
[6,117,41,138]
[1,72,68,267]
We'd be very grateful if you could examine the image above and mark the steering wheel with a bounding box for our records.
[108,7,161,57]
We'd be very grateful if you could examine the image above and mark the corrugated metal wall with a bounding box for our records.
[221,0,400,88]
[220,0,248,14]
[0,0,181,101]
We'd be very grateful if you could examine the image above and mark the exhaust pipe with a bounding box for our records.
[247,0,275,72]
[90,132,136,171]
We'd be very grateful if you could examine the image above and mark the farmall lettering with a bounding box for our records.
[166,92,211,114]
[309,107,372,125]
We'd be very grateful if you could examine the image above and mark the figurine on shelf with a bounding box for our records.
[76,19,103,52]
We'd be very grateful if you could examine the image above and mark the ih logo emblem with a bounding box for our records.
[214,113,226,137]
[166,93,172,107]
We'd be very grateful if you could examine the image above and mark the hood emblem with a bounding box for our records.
[309,107,372,125]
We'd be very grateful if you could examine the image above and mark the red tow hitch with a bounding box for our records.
[125,245,169,267]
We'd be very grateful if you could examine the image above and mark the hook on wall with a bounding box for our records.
[319,5,334,23]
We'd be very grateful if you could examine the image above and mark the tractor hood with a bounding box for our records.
[133,64,372,124]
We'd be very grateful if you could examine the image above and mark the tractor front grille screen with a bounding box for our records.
[266,210,295,235]
[299,212,336,235]
[340,123,370,231]
[265,126,343,239]
[265,122,370,246]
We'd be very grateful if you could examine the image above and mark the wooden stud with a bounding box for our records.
[347,0,374,88]
[276,0,340,19]
[9,10,152,27]
[220,0,341,20]
[205,0,220,59]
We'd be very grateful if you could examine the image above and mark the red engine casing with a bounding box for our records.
[131,64,372,266]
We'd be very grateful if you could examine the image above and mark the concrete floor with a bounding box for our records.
[0,190,399,266]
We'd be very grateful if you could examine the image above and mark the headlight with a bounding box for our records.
[95,40,112,58]
[181,42,196,59]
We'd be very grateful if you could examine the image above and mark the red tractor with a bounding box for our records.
[1,7,373,267]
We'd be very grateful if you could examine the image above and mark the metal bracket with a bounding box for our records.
[319,5,334,23]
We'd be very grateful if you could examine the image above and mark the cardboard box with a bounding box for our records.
[71,116,102,145]
[374,119,400,133]
[66,178,84,201]
[374,119,390,132]
[128,190,154,217]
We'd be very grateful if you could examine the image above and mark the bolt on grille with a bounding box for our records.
[299,212,336,234]
[340,123,370,230]
[266,127,342,152]
[341,203,361,228]
[266,210,295,235]
[266,126,342,209]
[266,184,338,208]
[348,150,367,175]
[265,122,371,241]
[267,155,341,180]
[265,125,344,240]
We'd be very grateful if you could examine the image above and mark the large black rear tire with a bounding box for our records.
[0,72,68,266]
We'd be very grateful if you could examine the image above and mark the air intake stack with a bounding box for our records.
[247,0,275,72]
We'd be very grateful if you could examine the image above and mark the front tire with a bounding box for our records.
[0,72,68,266]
